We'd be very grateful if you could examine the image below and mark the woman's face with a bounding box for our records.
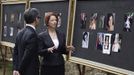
[48,15,57,29]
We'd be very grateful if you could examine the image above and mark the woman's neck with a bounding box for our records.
[48,28,56,33]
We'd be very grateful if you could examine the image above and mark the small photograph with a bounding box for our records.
[102,33,112,55]
[3,26,7,37]
[89,13,97,30]
[10,27,14,37]
[57,13,62,27]
[123,13,134,32]
[99,15,105,29]
[18,13,22,24]
[111,33,122,52]
[96,32,104,50]
[82,32,89,48]
[4,14,7,23]
[105,13,115,31]
[10,13,15,23]
[80,13,87,29]
[44,12,62,27]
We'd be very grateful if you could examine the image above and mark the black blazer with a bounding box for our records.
[38,30,67,66]
[13,26,39,75]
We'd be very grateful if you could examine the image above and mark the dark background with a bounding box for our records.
[72,0,134,72]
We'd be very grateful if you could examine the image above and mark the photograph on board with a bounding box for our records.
[102,33,112,55]
[89,13,97,30]
[99,15,105,29]
[82,31,89,48]
[4,14,7,23]
[80,12,87,29]
[9,27,14,37]
[111,33,122,52]
[10,13,15,23]
[96,32,104,50]
[3,26,7,37]
[105,13,115,32]
[17,13,22,24]
[123,12,134,32]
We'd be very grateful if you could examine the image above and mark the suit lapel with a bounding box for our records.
[46,30,55,47]
[56,30,61,49]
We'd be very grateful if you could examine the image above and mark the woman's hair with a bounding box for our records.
[44,12,58,26]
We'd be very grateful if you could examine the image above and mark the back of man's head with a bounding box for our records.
[24,8,40,24]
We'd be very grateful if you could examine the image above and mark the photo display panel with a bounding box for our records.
[72,0,134,72]
[30,1,69,34]
[2,3,25,43]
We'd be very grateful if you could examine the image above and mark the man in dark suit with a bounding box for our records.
[13,8,40,75]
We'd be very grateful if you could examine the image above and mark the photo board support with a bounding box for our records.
[0,0,2,42]
[66,0,76,60]
[26,0,30,9]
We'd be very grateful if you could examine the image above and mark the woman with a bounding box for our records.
[106,13,114,31]
[38,12,74,75]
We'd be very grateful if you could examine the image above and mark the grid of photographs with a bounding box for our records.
[79,12,129,55]
[3,12,23,37]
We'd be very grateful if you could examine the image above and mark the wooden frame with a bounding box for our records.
[0,1,26,47]
[0,0,2,42]
[66,0,76,60]
[30,0,65,3]
[69,57,134,75]
[68,0,134,75]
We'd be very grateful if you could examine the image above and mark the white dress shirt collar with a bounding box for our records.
[26,24,36,30]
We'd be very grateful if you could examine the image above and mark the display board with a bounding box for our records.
[30,0,69,34]
[72,0,134,74]
[1,2,26,43]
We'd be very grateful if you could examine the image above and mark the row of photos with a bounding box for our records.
[82,32,121,55]
[80,12,133,32]
[3,12,62,37]
[81,12,134,55]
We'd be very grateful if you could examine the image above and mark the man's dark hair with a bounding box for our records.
[24,8,40,24]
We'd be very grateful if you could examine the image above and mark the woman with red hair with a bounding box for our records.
[38,12,74,75]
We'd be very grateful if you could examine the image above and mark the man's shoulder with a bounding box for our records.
[39,31,47,36]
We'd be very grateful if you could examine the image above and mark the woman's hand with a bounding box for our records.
[47,46,56,53]
[66,45,75,52]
